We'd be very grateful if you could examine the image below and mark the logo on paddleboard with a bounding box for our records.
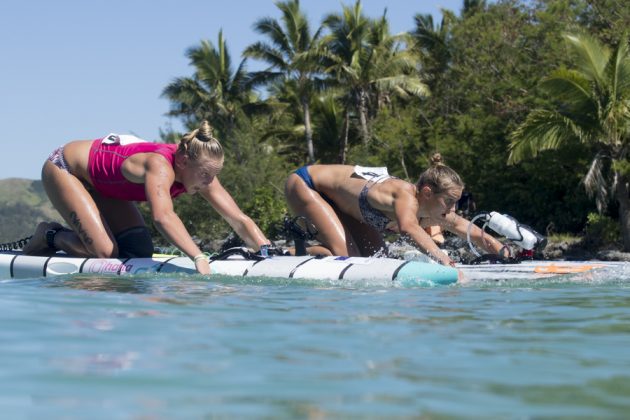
[85,260,134,274]
[83,260,161,274]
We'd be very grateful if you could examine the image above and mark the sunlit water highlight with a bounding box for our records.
[1,267,630,418]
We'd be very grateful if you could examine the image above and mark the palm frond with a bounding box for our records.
[374,76,430,98]
[541,69,599,125]
[243,42,288,70]
[278,0,309,53]
[311,24,325,45]
[259,125,305,142]
[542,68,591,103]
[163,30,257,137]
[563,32,610,86]
[253,17,292,57]
[604,36,630,108]
[162,77,212,114]
[245,70,284,89]
[583,152,610,212]
[508,109,587,163]
[230,58,250,96]
[240,100,286,118]
[312,76,337,93]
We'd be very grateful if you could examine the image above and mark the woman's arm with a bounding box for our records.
[443,213,506,255]
[199,178,270,251]
[143,155,210,274]
[393,192,455,266]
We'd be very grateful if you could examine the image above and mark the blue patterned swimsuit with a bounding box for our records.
[354,166,396,232]
[358,181,392,232]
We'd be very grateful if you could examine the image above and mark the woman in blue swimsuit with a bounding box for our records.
[284,154,505,266]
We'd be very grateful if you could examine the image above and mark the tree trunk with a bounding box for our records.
[337,110,350,164]
[357,89,370,146]
[615,171,630,251]
[227,113,243,164]
[302,98,315,164]
[399,137,409,180]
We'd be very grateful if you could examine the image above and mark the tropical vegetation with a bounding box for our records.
[155,0,630,252]
[510,32,630,250]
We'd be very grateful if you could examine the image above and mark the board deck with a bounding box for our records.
[0,251,458,285]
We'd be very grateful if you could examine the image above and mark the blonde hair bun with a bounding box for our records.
[197,120,215,143]
[430,152,443,167]
[178,120,224,161]
[416,153,463,193]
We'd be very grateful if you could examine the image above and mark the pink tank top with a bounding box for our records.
[88,135,187,201]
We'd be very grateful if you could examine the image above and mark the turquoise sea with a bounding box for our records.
[1,266,630,418]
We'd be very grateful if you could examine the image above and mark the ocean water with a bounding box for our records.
[1,267,630,418]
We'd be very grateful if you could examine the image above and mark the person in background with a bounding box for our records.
[24,121,271,274]
[284,153,505,267]
[457,187,477,219]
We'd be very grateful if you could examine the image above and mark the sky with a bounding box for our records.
[0,0,462,180]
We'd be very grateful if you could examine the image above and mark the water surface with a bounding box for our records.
[1,267,630,418]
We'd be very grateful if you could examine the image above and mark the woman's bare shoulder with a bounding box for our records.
[387,178,415,195]
[139,152,173,170]
[122,153,174,184]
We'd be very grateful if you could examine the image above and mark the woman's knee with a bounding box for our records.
[84,227,154,259]
[88,240,119,259]
[317,229,353,256]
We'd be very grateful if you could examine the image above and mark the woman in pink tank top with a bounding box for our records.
[23,121,271,275]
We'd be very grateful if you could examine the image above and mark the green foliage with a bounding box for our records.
[574,0,630,45]
[219,128,289,241]
[367,106,425,181]
[404,1,579,231]
[547,232,581,244]
[612,159,630,178]
[584,212,621,249]
[242,185,288,239]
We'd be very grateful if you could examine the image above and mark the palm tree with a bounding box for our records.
[311,93,349,163]
[322,1,373,147]
[411,12,454,90]
[509,33,630,250]
[255,79,312,163]
[257,89,348,164]
[323,1,429,146]
[244,0,325,163]
[162,30,251,160]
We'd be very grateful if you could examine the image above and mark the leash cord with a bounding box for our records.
[0,236,32,251]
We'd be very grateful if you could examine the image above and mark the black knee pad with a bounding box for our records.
[115,227,154,258]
